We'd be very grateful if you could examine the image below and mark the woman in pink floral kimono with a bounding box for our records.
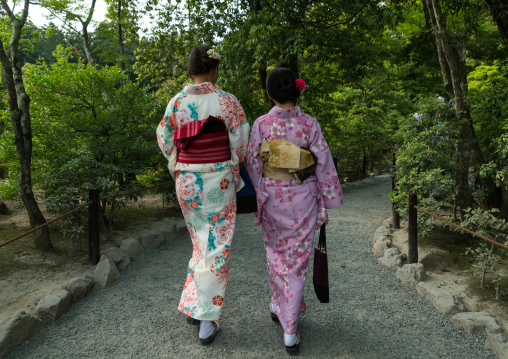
[156,45,250,345]
[246,67,344,353]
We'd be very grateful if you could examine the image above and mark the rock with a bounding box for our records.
[102,247,131,271]
[61,275,94,303]
[160,230,174,242]
[396,263,426,286]
[120,238,145,261]
[372,235,391,256]
[0,202,9,215]
[159,217,179,230]
[0,311,44,358]
[34,290,73,323]
[415,281,467,315]
[378,247,403,268]
[138,233,166,251]
[485,332,508,359]
[373,225,391,242]
[382,218,391,226]
[450,312,503,335]
[176,221,188,235]
[93,255,120,287]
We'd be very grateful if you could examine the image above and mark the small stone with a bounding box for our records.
[102,247,131,271]
[372,235,391,256]
[396,263,426,286]
[175,221,188,235]
[120,238,145,261]
[415,281,467,315]
[373,226,391,242]
[61,275,94,303]
[34,290,73,323]
[485,332,508,359]
[0,311,44,358]
[93,255,120,287]
[451,312,502,335]
[138,233,166,251]
[378,247,403,268]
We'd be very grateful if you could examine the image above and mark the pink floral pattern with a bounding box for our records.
[246,105,344,335]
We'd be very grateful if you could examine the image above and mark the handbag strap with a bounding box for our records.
[318,224,326,252]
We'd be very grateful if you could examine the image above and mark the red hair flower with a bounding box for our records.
[295,79,306,91]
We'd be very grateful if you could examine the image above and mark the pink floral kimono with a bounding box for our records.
[156,82,250,320]
[246,106,344,335]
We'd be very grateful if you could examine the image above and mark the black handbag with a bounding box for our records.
[313,224,329,303]
[236,164,258,214]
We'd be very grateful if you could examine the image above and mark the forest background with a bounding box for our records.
[1,0,508,292]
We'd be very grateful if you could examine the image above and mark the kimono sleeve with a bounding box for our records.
[156,97,178,178]
[246,119,264,192]
[225,94,250,165]
[309,120,344,209]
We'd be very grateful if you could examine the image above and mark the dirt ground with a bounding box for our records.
[0,193,181,323]
[390,219,508,333]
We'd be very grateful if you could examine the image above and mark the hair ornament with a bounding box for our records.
[207,48,220,60]
[295,79,306,91]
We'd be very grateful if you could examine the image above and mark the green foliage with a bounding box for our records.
[460,208,508,298]
[23,46,165,236]
[391,95,459,237]
[468,63,508,161]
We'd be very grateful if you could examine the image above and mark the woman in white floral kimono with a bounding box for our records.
[156,45,250,345]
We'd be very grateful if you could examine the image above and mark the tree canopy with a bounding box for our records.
[1,0,508,250]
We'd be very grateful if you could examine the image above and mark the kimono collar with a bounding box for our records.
[183,82,218,95]
[268,106,302,119]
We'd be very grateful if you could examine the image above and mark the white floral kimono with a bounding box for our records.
[156,82,250,320]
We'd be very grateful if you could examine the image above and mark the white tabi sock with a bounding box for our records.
[199,320,216,339]
[284,333,297,347]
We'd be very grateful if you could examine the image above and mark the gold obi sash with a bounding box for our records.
[260,138,317,183]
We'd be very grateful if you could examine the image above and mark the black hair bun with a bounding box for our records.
[187,44,220,76]
[266,67,300,105]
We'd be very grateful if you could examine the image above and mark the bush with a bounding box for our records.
[23,46,166,240]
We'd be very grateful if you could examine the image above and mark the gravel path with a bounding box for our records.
[8,175,496,358]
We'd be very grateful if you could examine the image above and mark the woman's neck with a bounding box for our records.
[193,74,215,85]
[273,100,295,109]
[192,67,218,85]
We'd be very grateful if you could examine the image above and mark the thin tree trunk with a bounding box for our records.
[422,0,495,213]
[485,0,508,51]
[258,64,269,104]
[0,0,51,249]
[117,0,125,71]
[81,0,97,67]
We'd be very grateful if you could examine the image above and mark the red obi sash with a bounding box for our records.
[175,117,231,164]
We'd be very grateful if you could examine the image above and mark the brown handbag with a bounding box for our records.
[313,224,329,303]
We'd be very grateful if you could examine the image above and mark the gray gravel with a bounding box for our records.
[8,175,496,358]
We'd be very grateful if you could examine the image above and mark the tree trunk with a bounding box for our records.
[81,0,97,67]
[117,0,125,71]
[0,0,51,249]
[81,26,94,66]
[485,0,508,51]
[258,64,269,104]
[422,0,494,213]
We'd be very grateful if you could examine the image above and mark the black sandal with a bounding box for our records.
[200,321,219,346]
[186,316,200,326]
[285,333,301,354]
[270,304,280,323]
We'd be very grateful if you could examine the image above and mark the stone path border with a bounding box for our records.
[372,218,508,359]
[0,217,188,358]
